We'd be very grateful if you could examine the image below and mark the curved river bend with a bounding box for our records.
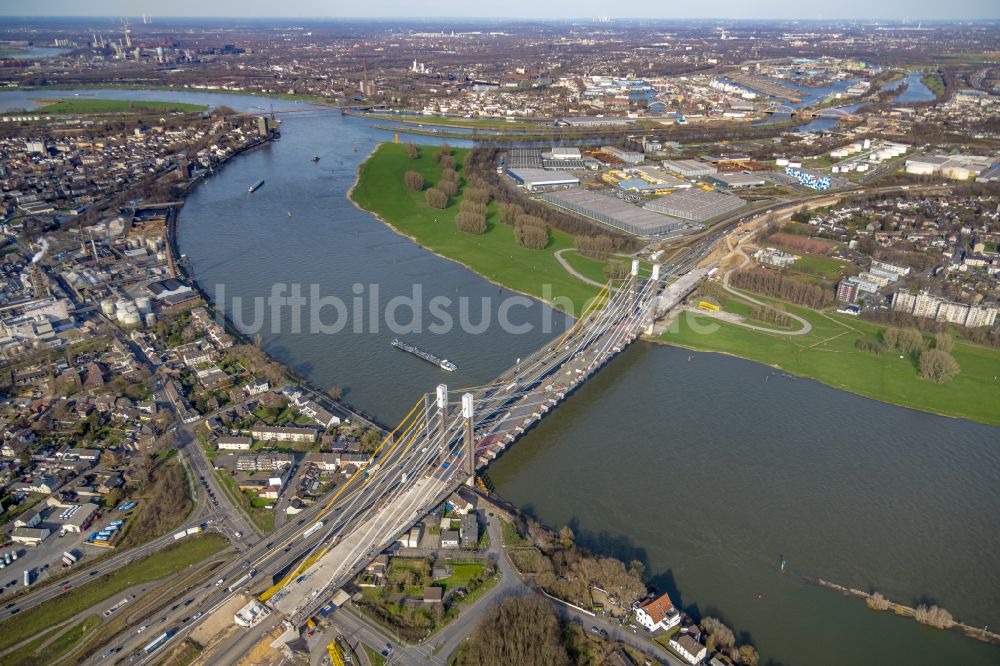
[3,88,996,665]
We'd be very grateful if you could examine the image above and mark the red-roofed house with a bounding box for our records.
[636,592,680,632]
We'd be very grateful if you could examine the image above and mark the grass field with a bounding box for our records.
[363,644,387,666]
[350,143,602,314]
[27,98,208,115]
[660,300,1000,426]
[921,73,946,97]
[789,255,855,281]
[0,533,227,654]
[438,561,487,594]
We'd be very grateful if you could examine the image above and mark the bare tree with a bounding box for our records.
[425,188,448,209]
[404,171,425,191]
[919,349,961,384]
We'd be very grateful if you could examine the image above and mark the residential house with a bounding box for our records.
[669,634,707,665]
[217,436,252,451]
[636,592,681,632]
[460,513,479,548]
[251,425,318,443]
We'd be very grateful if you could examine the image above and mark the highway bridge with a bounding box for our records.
[761,103,859,120]
[262,253,708,626]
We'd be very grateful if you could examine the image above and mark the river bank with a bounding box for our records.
[348,142,601,314]
[142,88,1000,666]
[655,301,1000,426]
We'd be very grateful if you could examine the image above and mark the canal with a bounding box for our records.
[2,87,996,665]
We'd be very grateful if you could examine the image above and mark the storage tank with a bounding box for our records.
[116,300,141,326]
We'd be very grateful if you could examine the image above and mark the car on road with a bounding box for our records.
[62,584,72,590]
[136,625,147,634]
[184,599,194,606]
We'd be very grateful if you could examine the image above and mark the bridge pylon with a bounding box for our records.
[461,392,475,486]
[629,259,639,311]
[436,384,448,440]
[646,263,662,334]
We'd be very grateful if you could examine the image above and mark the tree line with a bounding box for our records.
[730,268,834,309]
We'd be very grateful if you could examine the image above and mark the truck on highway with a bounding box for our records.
[302,520,325,539]
[143,630,174,655]
[226,569,255,592]
[23,570,30,587]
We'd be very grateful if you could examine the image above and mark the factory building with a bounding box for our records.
[601,146,644,165]
[708,172,768,189]
[506,168,580,191]
[662,159,717,178]
[541,188,685,237]
[904,154,994,180]
[643,188,745,223]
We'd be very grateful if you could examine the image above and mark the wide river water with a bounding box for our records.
[3,87,997,665]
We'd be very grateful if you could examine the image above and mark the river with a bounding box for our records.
[488,342,1000,666]
[2,87,996,665]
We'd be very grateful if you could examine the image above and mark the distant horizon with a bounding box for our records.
[2,16,1000,23]
[2,0,998,21]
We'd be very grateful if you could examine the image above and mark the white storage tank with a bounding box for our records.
[117,306,141,326]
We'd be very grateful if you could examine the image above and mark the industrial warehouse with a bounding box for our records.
[644,188,746,222]
[540,188,687,236]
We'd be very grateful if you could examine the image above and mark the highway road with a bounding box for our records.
[49,179,957,663]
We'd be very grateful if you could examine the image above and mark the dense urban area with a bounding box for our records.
[0,11,997,666]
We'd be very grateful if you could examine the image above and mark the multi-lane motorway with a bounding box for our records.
[14,181,956,664]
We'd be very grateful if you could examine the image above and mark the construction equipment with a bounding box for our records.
[327,640,346,666]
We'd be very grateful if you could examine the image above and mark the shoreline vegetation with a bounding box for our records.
[657,296,1000,427]
[349,142,604,314]
[808,577,1000,647]
[12,98,209,115]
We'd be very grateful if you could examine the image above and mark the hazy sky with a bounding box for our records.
[2,0,998,20]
